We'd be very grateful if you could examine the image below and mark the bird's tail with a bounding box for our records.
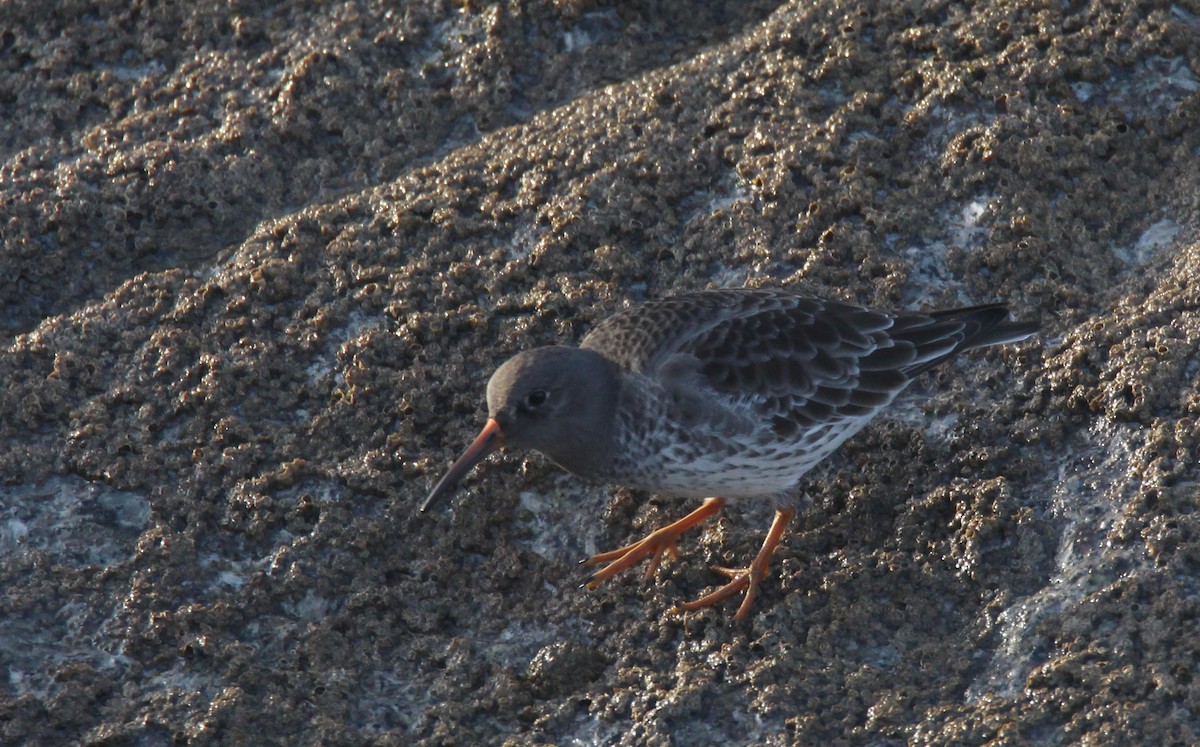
[897,304,1037,378]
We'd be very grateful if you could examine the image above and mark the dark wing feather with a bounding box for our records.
[581,288,1035,434]
[581,290,893,432]
[892,303,1038,377]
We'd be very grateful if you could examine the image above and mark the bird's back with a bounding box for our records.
[582,288,1035,498]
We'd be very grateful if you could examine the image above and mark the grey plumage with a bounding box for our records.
[423,287,1037,619]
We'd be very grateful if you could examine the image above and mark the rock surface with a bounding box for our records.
[2,1,1199,745]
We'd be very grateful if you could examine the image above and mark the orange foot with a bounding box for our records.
[582,497,726,586]
[582,499,796,622]
[676,507,794,622]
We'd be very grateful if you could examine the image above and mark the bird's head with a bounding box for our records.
[421,346,619,511]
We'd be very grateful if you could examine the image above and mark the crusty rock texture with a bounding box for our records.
[2,1,1198,745]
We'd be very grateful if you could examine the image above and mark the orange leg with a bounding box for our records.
[678,507,794,622]
[582,498,726,588]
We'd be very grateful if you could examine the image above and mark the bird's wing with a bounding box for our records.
[581,288,1020,435]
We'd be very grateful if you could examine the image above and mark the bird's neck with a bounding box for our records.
[542,417,617,480]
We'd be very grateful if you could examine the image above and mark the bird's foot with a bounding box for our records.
[673,507,795,622]
[674,563,761,622]
[582,497,726,588]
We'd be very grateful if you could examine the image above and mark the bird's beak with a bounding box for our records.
[420,418,505,512]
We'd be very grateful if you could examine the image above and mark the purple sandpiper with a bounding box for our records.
[422,288,1036,621]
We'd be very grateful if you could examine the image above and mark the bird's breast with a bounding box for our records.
[598,379,878,498]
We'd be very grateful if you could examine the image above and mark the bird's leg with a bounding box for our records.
[677,507,794,622]
[583,497,726,587]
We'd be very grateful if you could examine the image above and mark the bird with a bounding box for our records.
[421,288,1037,621]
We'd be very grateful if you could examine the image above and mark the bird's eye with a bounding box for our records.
[524,389,549,409]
